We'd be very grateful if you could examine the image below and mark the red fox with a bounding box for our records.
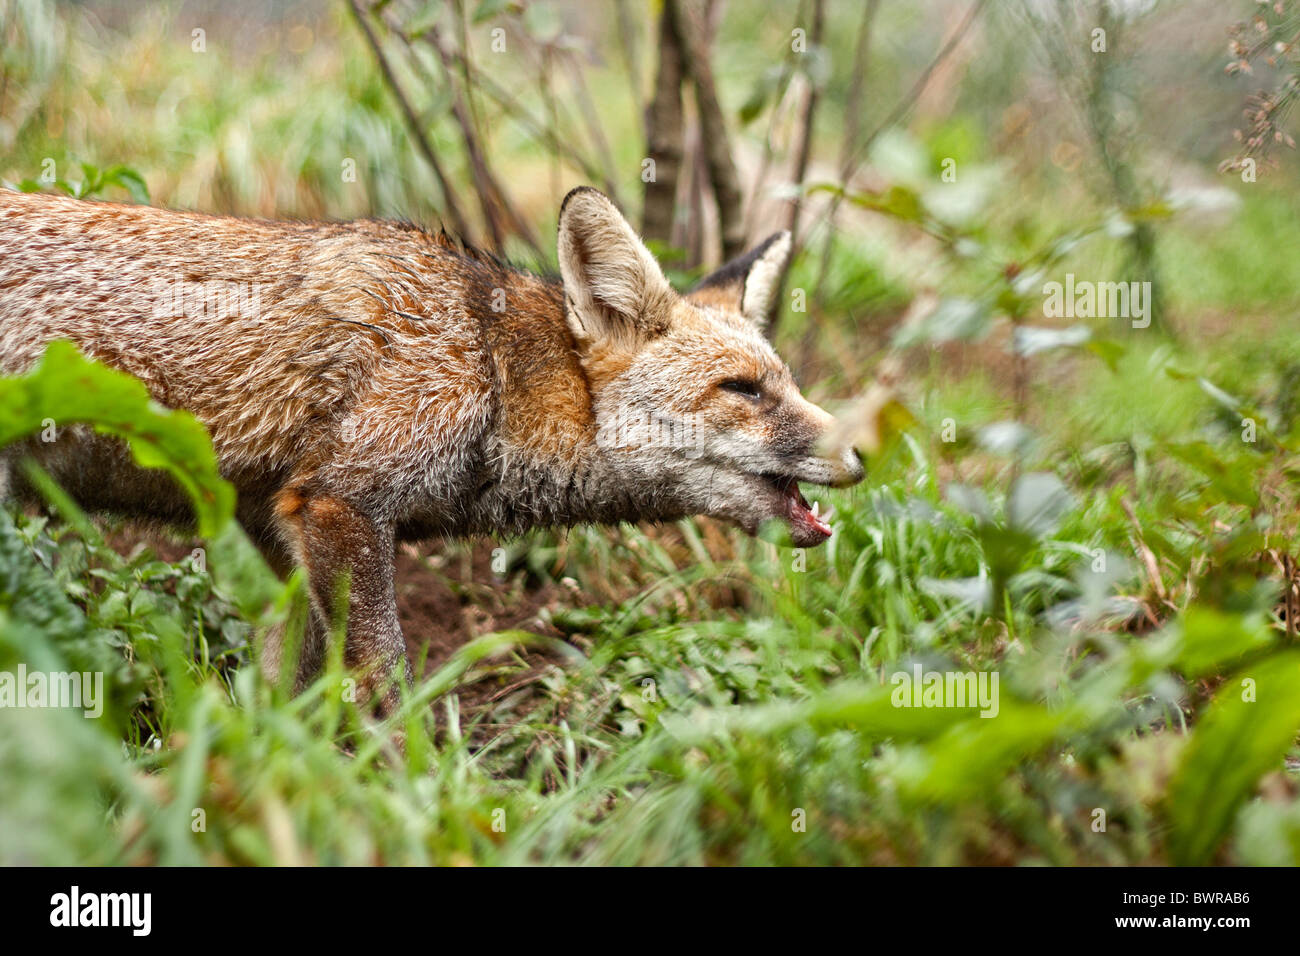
[0,185,863,707]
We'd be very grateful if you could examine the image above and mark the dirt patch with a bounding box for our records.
[101,525,584,719]
[393,541,578,715]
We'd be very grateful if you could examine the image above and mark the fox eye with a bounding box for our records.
[718,378,763,401]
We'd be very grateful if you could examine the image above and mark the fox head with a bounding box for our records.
[557,186,863,547]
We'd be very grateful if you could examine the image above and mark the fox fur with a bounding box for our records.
[0,185,863,708]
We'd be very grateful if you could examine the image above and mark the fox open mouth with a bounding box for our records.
[762,474,833,545]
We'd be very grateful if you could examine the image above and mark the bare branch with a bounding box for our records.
[424,23,542,255]
[347,0,472,240]
[427,23,623,204]
[769,0,826,334]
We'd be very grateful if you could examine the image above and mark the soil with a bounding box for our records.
[104,526,578,717]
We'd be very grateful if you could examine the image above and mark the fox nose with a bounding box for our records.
[838,446,865,486]
[801,397,865,487]
[825,444,864,487]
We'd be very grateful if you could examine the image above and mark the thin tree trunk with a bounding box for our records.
[643,0,686,251]
[677,0,746,261]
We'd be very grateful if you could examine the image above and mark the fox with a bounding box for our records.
[0,185,864,709]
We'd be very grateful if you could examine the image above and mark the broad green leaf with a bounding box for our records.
[1163,440,1258,507]
[1171,607,1276,678]
[99,164,150,204]
[893,698,1069,804]
[1166,650,1300,866]
[893,297,991,348]
[1012,324,1091,357]
[1085,337,1126,370]
[0,340,234,536]
[1007,472,1075,537]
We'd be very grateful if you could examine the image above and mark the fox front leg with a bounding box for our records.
[273,490,410,713]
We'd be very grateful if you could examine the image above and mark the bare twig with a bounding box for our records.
[806,0,987,316]
[425,24,542,254]
[347,0,472,239]
[768,0,826,332]
[809,0,881,320]
[782,0,825,242]
[741,0,807,241]
[613,0,644,118]
[842,0,882,175]
[434,35,621,203]
[843,0,989,177]
[563,48,621,200]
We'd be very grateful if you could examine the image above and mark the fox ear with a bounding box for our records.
[558,187,676,349]
[689,231,792,332]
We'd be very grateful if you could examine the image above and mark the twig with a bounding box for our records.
[809,0,881,316]
[1121,496,1167,602]
[347,0,472,239]
[428,21,623,204]
[425,23,542,255]
[769,0,826,332]
[564,48,621,201]
[806,0,986,320]
[843,0,988,177]
[613,0,644,117]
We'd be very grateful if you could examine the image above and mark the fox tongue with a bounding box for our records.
[777,478,832,539]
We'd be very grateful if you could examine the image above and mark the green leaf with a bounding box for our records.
[472,0,511,23]
[1166,650,1300,865]
[1163,440,1258,507]
[99,165,150,204]
[893,297,991,347]
[1085,337,1126,371]
[893,698,1068,805]
[1006,472,1075,537]
[848,183,926,225]
[1012,324,1090,357]
[0,340,235,536]
[1171,607,1277,678]
[739,66,786,126]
